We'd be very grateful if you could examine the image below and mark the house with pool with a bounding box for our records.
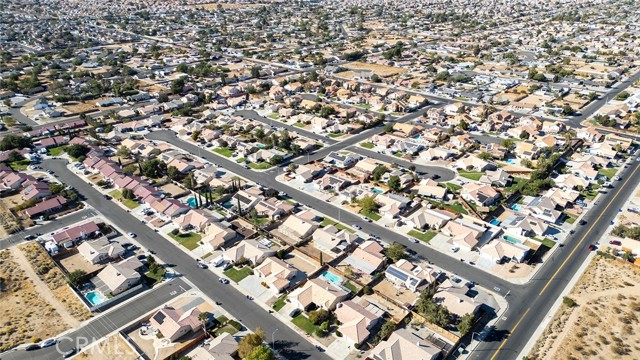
[289,277,349,311]
[96,257,144,296]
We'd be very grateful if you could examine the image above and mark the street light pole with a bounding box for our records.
[272,328,278,350]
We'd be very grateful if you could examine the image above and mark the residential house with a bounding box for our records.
[433,286,480,318]
[96,258,143,295]
[289,277,349,311]
[52,221,100,246]
[335,300,382,346]
[279,214,318,240]
[150,306,202,342]
[406,208,456,230]
[455,155,492,172]
[255,257,297,293]
[479,169,511,188]
[460,183,500,207]
[24,196,68,218]
[21,181,51,201]
[201,222,237,250]
[312,225,358,254]
[77,237,125,264]
[414,179,447,200]
[294,164,322,183]
[441,219,485,251]
[173,209,218,232]
[385,259,437,292]
[222,239,275,265]
[205,332,238,360]
[324,152,359,169]
[345,240,385,275]
[375,193,412,218]
[502,214,549,237]
[480,238,530,264]
[369,328,445,360]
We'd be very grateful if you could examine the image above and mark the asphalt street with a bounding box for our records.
[39,159,331,360]
[147,130,640,360]
[146,131,510,293]
[0,208,98,250]
[474,155,640,360]
[2,278,192,360]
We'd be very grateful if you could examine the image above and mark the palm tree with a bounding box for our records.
[199,312,211,336]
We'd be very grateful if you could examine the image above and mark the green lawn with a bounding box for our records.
[293,122,306,128]
[292,314,317,335]
[248,216,270,226]
[360,142,375,149]
[213,147,234,157]
[272,296,287,311]
[328,133,345,138]
[9,159,30,171]
[144,268,166,285]
[458,170,484,181]
[563,212,577,224]
[444,183,462,192]
[48,146,67,156]
[540,238,556,248]
[360,209,382,221]
[505,177,527,193]
[393,152,403,158]
[108,190,140,209]
[223,266,253,283]
[580,188,599,201]
[320,218,355,233]
[268,113,279,120]
[598,168,617,180]
[214,325,239,336]
[236,157,247,163]
[444,202,469,215]
[169,232,202,250]
[408,229,437,243]
[248,162,272,170]
[344,281,359,293]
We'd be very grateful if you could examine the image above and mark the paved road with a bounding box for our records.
[39,159,330,360]
[148,130,640,360]
[0,208,98,250]
[474,155,640,360]
[2,278,192,360]
[234,109,338,145]
[146,131,509,292]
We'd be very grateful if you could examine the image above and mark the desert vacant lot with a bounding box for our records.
[75,333,139,360]
[528,255,640,360]
[0,250,69,351]
[343,61,407,77]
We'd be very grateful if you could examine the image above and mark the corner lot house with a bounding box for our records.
[96,258,143,295]
[289,277,349,311]
[369,328,444,360]
[78,237,125,264]
[150,305,202,342]
[335,300,383,346]
[480,238,530,263]
[441,219,485,251]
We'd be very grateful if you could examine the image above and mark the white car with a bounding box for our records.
[353,224,362,230]
[409,238,419,243]
[127,232,137,238]
[40,338,57,348]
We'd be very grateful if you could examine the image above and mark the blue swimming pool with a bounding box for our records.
[321,270,342,284]
[222,201,233,209]
[505,158,517,164]
[371,187,385,194]
[503,235,521,244]
[85,291,107,306]
[511,204,522,211]
[187,197,197,208]
[490,218,501,226]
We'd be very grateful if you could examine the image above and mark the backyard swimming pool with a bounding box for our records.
[371,187,385,194]
[321,270,342,284]
[511,204,523,211]
[490,218,501,226]
[503,235,522,244]
[85,291,107,306]
[187,197,197,207]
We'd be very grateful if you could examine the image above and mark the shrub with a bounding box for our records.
[563,297,577,307]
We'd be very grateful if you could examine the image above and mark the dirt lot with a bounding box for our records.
[59,100,101,114]
[75,333,139,360]
[528,255,640,360]
[343,61,406,77]
[0,250,69,351]
[19,243,92,322]
[191,3,268,10]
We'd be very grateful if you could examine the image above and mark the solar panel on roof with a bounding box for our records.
[386,266,409,282]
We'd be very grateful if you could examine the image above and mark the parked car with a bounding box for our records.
[289,308,301,317]
[62,348,77,358]
[197,262,208,269]
[24,234,37,240]
[218,278,229,284]
[409,237,419,243]
[451,246,460,253]
[40,338,57,348]
[609,240,622,246]
[25,344,41,351]
[588,244,597,251]
[353,224,361,230]
[127,232,137,238]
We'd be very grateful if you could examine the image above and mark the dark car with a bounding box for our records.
[609,240,622,246]
[25,234,37,240]
[62,348,77,358]
[104,194,112,200]
[588,244,597,251]
[579,219,587,225]
[25,344,41,351]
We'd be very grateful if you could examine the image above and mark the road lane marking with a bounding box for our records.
[489,308,530,360]
[489,163,640,360]
[538,163,640,296]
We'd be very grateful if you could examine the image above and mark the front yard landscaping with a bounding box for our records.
[168,232,202,250]
[292,314,317,335]
[223,266,253,283]
[272,296,287,311]
[144,267,166,285]
[48,145,67,156]
[458,170,484,181]
[109,190,140,209]
[360,142,375,149]
[444,183,462,192]
[408,229,437,243]
[9,159,30,171]
[248,162,272,170]
[360,209,382,221]
[212,147,234,157]
[598,167,617,180]
[320,218,355,233]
